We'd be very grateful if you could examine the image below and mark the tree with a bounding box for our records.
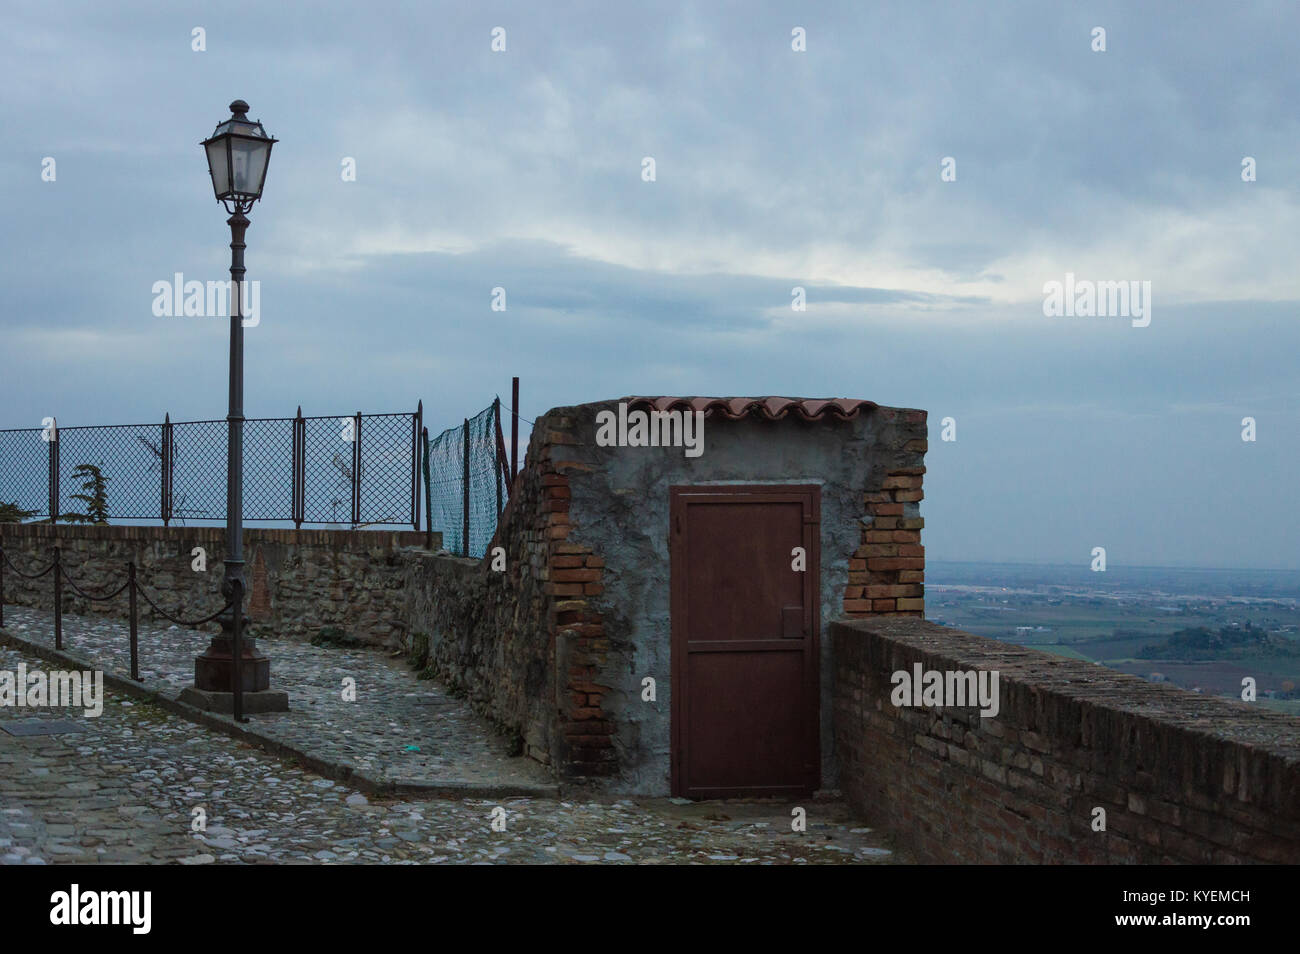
[0,501,37,523]
[62,463,110,524]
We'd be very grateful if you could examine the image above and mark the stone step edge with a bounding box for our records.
[0,626,560,801]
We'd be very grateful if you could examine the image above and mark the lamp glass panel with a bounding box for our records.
[205,139,231,197]
[230,138,269,196]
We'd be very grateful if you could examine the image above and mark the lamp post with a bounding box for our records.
[189,100,282,719]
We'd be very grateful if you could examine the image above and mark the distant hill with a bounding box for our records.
[1138,623,1300,660]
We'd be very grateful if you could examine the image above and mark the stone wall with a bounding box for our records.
[401,548,557,766]
[400,407,610,775]
[0,523,432,649]
[833,616,1300,863]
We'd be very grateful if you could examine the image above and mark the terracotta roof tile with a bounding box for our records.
[625,396,876,421]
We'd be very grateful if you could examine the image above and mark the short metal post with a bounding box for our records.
[0,548,6,629]
[52,546,62,650]
[128,562,139,681]
[462,417,471,557]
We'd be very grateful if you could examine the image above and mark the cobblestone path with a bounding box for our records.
[1,606,551,790]
[0,640,905,864]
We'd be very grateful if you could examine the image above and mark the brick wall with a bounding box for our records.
[833,616,1300,863]
[844,417,926,619]
[0,523,431,648]
[401,410,613,778]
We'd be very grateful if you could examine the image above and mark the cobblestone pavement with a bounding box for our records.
[1,606,551,790]
[0,642,905,864]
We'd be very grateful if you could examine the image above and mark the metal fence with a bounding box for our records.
[0,405,424,529]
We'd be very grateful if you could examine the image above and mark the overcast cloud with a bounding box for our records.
[2,1,1297,568]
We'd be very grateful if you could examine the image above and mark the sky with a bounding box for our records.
[1,1,1297,569]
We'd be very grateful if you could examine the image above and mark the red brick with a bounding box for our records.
[553,568,601,583]
[868,557,925,571]
[868,503,904,516]
[547,583,585,596]
[865,584,923,598]
[883,475,922,490]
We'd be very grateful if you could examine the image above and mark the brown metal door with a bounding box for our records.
[670,485,820,798]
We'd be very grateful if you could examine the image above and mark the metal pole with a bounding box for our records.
[53,546,62,650]
[292,406,304,529]
[161,412,173,526]
[195,210,267,698]
[462,417,470,557]
[128,562,139,681]
[0,548,5,629]
[412,400,422,532]
[511,376,519,482]
[223,211,249,618]
[231,577,245,722]
[48,417,58,523]
[351,411,362,528]
[422,427,433,551]
[494,398,503,521]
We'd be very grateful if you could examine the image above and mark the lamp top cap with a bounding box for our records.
[229,99,250,117]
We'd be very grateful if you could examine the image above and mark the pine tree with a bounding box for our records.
[63,463,110,524]
[0,501,37,523]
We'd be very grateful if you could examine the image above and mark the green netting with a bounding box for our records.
[424,401,507,558]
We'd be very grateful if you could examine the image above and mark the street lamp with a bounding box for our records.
[187,100,285,720]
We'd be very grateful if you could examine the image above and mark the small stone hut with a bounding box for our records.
[404,395,927,796]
